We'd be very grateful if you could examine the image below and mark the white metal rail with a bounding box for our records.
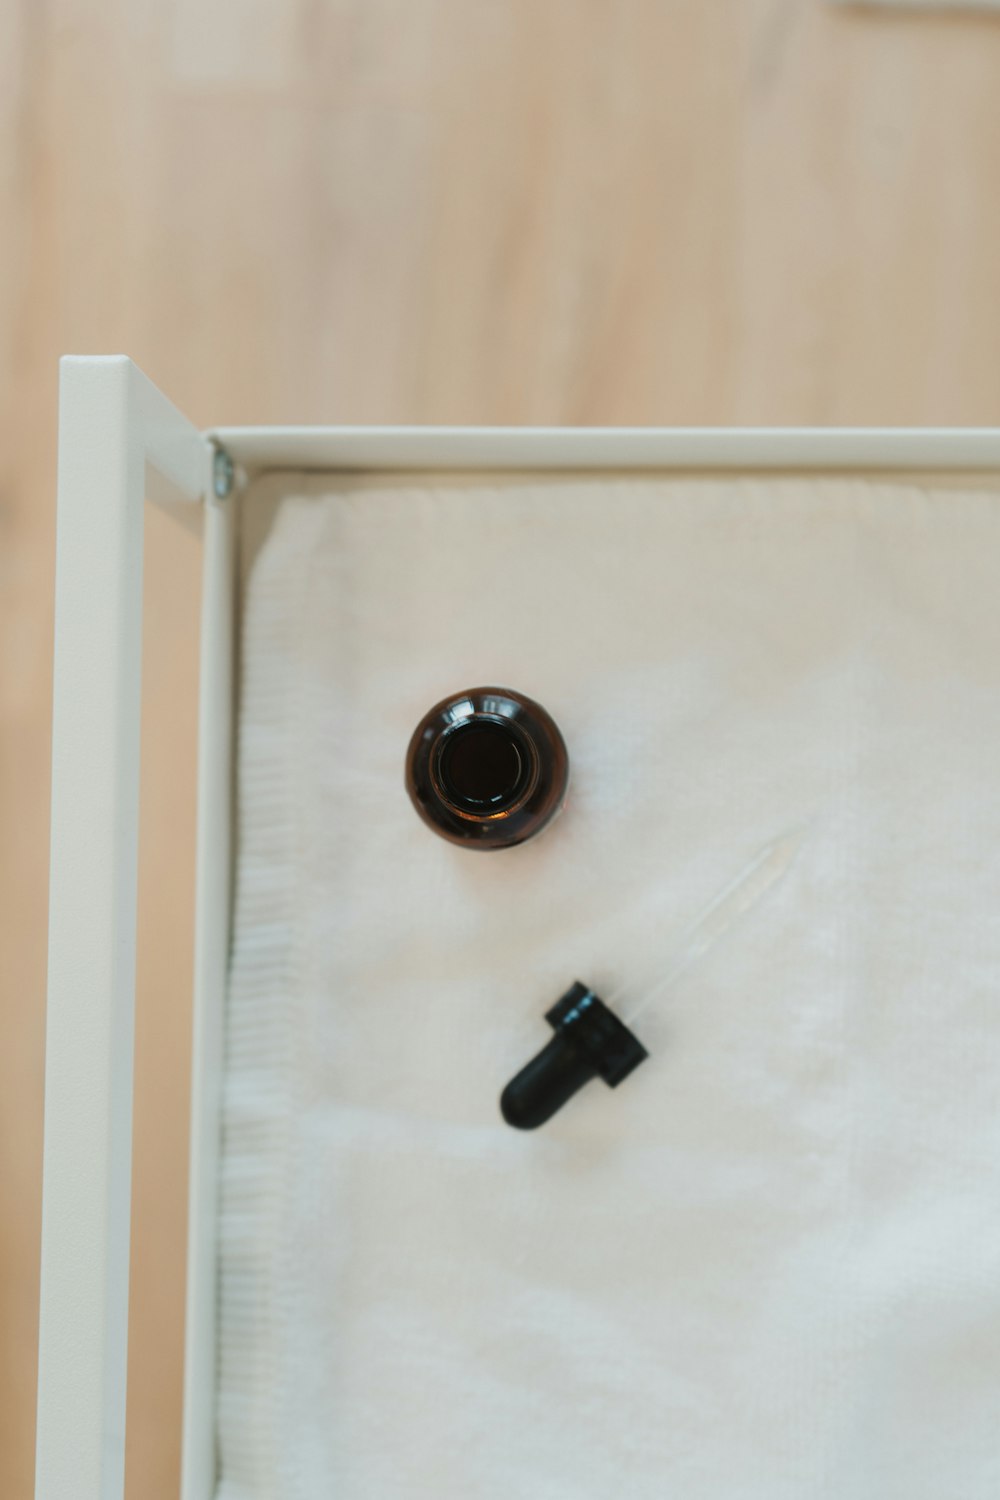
[36,358,216,1500]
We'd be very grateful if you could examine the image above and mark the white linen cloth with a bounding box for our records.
[218,472,1000,1500]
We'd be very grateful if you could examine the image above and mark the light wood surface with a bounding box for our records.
[3,2,1000,1496]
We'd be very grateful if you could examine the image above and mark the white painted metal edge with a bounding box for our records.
[180,489,235,1500]
[210,424,1000,474]
[36,357,212,1500]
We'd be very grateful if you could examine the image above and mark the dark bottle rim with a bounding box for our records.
[405,686,569,850]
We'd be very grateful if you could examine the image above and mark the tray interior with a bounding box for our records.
[218,468,1000,1500]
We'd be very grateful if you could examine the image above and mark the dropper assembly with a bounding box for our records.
[499,827,805,1130]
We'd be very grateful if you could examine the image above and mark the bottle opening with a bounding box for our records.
[406,685,568,850]
[436,720,527,811]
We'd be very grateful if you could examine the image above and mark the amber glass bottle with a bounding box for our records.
[405,686,569,850]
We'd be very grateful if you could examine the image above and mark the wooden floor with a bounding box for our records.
[3,2,1000,1495]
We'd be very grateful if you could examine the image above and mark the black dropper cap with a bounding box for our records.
[500,982,649,1130]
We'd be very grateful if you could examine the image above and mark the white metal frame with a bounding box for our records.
[213,423,1000,474]
[37,355,1000,1500]
[37,357,226,1500]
